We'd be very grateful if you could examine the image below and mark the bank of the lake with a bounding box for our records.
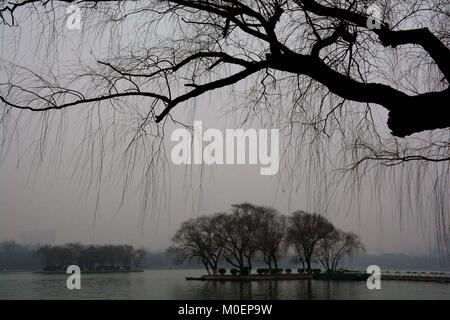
[186,270,450,283]
[33,269,144,275]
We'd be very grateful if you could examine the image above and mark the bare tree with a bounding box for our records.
[169,215,222,274]
[315,229,365,272]
[214,203,260,271]
[1,1,448,139]
[253,206,286,270]
[132,248,147,269]
[286,210,335,271]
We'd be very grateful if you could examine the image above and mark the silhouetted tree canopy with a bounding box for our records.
[253,206,286,270]
[169,215,223,274]
[0,241,40,270]
[286,210,335,271]
[1,0,449,138]
[35,243,145,271]
[0,241,174,271]
[170,203,361,273]
[315,229,365,272]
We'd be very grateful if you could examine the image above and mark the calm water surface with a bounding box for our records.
[0,269,449,299]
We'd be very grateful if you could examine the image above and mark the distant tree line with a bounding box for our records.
[35,244,147,272]
[0,241,147,272]
[0,241,40,270]
[169,203,365,274]
[2,240,445,272]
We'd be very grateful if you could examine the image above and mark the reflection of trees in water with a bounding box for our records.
[252,280,278,299]
[237,282,251,300]
[318,280,363,300]
[168,278,218,300]
[193,279,314,299]
[285,279,313,300]
[322,281,333,300]
[305,280,313,300]
[169,279,252,300]
[81,274,133,299]
[266,281,279,300]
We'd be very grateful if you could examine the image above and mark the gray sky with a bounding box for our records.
[0,3,438,255]
[0,125,432,254]
[0,92,431,254]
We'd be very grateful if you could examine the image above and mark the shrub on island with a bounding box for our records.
[270,269,283,275]
[240,267,251,276]
[256,268,266,275]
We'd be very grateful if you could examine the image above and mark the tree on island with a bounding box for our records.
[253,206,286,270]
[214,204,261,272]
[170,204,363,274]
[315,229,365,272]
[169,215,223,275]
[285,211,335,272]
[172,204,287,273]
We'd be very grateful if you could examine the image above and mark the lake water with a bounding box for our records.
[0,269,449,299]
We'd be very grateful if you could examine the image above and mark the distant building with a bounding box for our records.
[20,230,55,245]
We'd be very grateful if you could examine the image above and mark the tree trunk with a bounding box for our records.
[306,260,311,273]
[272,254,278,270]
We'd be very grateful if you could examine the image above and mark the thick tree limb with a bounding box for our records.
[155,60,270,122]
[270,52,450,137]
[376,28,450,81]
[0,91,170,111]
[298,0,450,81]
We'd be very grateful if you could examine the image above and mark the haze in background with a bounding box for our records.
[0,4,436,256]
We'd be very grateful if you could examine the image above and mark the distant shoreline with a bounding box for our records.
[187,274,314,281]
[33,269,144,274]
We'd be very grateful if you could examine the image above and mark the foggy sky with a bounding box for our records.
[0,4,436,255]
